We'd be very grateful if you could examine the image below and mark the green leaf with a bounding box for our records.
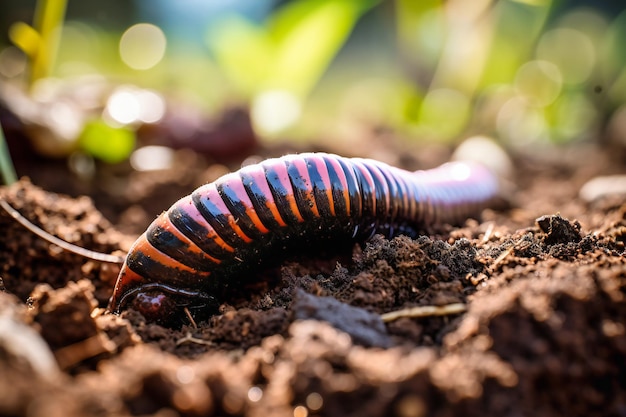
[78,120,135,164]
[268,0,379,97]
[206,0,379,99]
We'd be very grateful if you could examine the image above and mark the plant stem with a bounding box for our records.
[31,0,68,83]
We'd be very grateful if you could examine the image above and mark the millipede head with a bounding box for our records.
[109,265,219,327]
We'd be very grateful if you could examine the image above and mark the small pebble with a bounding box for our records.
[292,289,391,348]
[579,175,626,202]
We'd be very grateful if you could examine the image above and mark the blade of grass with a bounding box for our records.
[0,122,17,185]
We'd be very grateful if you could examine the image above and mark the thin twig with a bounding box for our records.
[488,235,528,272]
[381,303,467,322]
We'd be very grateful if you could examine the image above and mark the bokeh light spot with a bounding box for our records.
[514,60,562,107]
[537,28,595,85]
[558,8,608,41]
[68,152,96,179]
[105,86,166,125]
[251,90,302,135]
[247,387,263,403]
[497,97,549,145]
[136,89,166,123]
[175,365,195,384]
[0,47,27,78]
[551,93,596,142]
[305,392,323,411]
[418,88,470,139]
[130,146,174,171]
[119,23,166,70]
[46,101,82,141]
[293,405,308,417]
[106,89,140,125]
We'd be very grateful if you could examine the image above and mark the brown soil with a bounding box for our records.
[0,142,625,417]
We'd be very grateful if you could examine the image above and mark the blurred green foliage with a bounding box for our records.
[207,0,379,99]
[393,0,626,145]
[78,120,135,164]
[2,0,626,161]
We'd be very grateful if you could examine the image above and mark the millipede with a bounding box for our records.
[1,152,499,325]
[106,152,498,325]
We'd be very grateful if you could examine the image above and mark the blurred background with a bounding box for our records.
[0,0,624,221]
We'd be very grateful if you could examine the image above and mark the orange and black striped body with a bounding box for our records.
[108,153,498,323]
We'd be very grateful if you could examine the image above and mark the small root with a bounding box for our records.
[184,307,197,329]
[482,222,495,243]
[176,332,214,347]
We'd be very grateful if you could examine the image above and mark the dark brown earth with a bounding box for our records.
[0,142,625,417]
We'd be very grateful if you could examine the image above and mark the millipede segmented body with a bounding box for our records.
[108,152,498,324]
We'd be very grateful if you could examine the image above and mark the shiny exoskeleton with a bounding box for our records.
[108,153,498,324]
